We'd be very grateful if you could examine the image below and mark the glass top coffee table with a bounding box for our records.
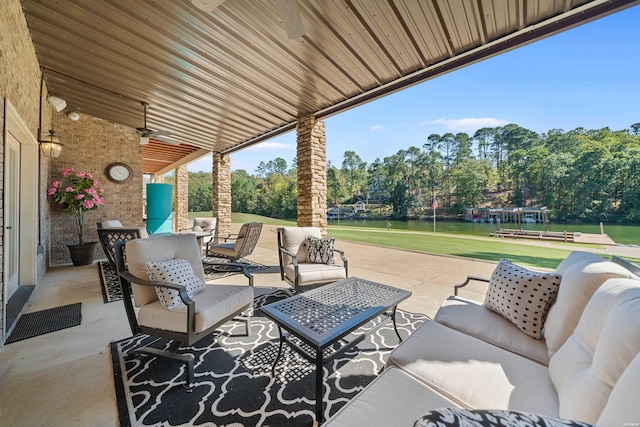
[260,277,412,423]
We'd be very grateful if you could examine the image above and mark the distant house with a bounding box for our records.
[353,201,366,213]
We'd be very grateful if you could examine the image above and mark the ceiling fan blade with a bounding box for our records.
[150,130,173,137]
[152,135,182,146]
[191,0,226,13]
[275,0,305,39]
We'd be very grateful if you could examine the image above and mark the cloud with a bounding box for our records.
[370,125,385,131]
[245,141,293,152]
[423,117,509,131]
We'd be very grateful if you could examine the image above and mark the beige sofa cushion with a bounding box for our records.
[544,254,638,358]
[435,296,549,365]
[137,284,254,333]
[549,278,640,424]
[323,366,459,427]
[126,234,206,307]
[597,352,640,426]
[387,321,559,416]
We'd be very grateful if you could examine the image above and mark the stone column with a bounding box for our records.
[174,164,189,231]
[297,114,327,234]
[212,152,231,242]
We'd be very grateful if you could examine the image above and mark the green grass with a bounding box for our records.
[188,212,633,270]
[327,227,574,270]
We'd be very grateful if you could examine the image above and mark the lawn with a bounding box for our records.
[189,212,607,270]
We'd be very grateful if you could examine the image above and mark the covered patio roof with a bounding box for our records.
[21,0,638,174]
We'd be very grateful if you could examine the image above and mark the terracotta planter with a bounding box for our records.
[67,242,98,266]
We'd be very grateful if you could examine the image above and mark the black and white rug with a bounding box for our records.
[110,290,429,426]
[98,259,273,304]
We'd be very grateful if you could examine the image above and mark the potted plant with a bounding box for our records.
[48,168,105,265]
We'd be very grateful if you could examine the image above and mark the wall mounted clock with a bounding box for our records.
[105,162,133,183]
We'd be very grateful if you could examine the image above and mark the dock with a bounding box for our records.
[490,228,616,245]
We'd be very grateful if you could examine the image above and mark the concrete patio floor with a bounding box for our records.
[0,224,530,426]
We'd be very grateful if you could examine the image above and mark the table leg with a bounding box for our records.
[391,305,403,342]
[271,325,285,376]
[315,349,324,423]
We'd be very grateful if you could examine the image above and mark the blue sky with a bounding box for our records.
[188,5,640,173]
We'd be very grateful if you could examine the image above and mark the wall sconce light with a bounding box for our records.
[39,129,64,158]
[38,72,65,158]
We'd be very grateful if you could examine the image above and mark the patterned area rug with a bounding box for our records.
[98,259,272,304]
[110,290,429,426]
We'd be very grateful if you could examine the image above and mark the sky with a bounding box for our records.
[187,5,640,174]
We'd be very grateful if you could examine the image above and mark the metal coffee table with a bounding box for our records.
[260,277,411,423]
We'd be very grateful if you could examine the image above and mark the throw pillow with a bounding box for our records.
[305,235,336,264]
[483,258,561,339]
[414,408,593,427]
[145,258,206,310]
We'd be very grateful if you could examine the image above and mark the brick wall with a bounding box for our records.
[49,113,144,265]
[1,0,50,341]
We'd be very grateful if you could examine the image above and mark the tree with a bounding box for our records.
[341,151,368,200]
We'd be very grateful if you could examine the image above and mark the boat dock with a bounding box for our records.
[490,228,616,245]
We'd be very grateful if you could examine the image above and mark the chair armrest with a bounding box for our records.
[201,261,254,287]
[334,248,348,276]
[454,275,490,296]
[118,271,195,306]
[278,247,299,267]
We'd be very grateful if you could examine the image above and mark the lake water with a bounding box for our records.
[328,219,640,246]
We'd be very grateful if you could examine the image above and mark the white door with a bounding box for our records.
[5,133,20,298]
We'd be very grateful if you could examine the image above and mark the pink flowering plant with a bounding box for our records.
[48,168,105,244]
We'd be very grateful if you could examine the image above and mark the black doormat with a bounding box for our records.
[110,290,428,426]
[6,302,82,344]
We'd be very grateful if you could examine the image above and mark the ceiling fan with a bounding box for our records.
[191,0,305,39]
[136,102,180,145]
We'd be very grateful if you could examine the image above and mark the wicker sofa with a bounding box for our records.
[324,251,640,426]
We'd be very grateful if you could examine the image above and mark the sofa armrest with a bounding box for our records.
[454,275,489,296]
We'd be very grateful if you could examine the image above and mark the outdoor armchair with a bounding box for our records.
[277,226,348,294]
[115,233,254,388]
[179,217,218,254]
[206,222,263,262]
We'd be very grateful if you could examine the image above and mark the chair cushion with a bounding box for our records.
[101,219,123,227]
[549,278,640,424]
[125,234,206,307]
[208,242,237,257]
[414,409,593,427]
[386,321,559,415]
[193,217,216,232]
[285,263,346,287]
[305,236,335,264]
[280,226,321,264]
[435,296,549,365]
[483,259,561,339]
[544,254,639,358]
[137,284,254,333]
[145,258,206,310]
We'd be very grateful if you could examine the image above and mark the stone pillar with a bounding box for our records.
[212,152,231,242]
[297,114,327,234]
[174,164,189,231]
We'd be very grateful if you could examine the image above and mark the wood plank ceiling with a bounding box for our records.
[21,0,639,174]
